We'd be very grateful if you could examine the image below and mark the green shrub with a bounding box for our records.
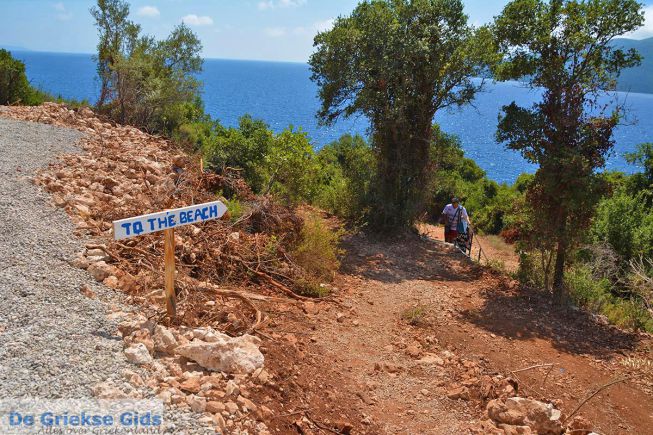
[314,134,375,221]
[200,116,320,205]
[565,267,612,310]
[486,259,507,274]
[0,49,89,107]
[91,0,204,134]
[294,278,332,298]
[0,49,67,106]
[99,39,204,134]
[565,266,653,332]
[0,49,33,105]
[223,197,246,223]
[291,212,344,296]
[263,127,318,203]
[515,249,555,289]
[401,304,428,326]
[591,190,653,261]
[202,116,273,192]
[625,143,653,197]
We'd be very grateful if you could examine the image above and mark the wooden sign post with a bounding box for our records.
[113,200,228,317]
[164,228,176,316]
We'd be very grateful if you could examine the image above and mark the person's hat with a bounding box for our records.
[451,197,459,203]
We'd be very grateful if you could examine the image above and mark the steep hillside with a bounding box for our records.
[2,103,653,434]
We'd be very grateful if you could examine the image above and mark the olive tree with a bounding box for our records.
[310,0,494,229]
[493,0,644,299]
[91,0,140,107]
[91,0,203,133]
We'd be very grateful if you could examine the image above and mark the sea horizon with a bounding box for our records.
[8,49,653,184]
[2,46,310,65]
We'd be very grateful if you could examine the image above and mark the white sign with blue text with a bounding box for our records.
[113,200,227,240]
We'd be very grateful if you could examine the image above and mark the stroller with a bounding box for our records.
[454,220,474,257]
[440,203,473,256]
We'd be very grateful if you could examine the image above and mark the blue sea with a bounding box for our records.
[12,50,653,184]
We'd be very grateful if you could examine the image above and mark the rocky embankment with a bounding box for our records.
[0,104,277,434]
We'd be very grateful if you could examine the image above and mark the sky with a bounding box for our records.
[1,0,653,62]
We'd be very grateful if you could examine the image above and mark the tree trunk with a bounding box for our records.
[552,236,567,303]
[98,84,108,108]
[540,248,553,292]
[374,120,431,231]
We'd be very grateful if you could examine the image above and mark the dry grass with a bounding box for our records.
[290,210,345,297]
[401,304,428,326]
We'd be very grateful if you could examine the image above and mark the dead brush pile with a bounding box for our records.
[1,102,316,332]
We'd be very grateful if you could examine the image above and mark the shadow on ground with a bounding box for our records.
[340,232,483,284]
[462,281,641,357]
[340,230,640,358]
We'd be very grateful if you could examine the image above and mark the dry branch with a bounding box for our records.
[564,376,631,423]
[511,363,556,375]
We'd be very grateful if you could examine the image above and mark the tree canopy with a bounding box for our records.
[0,49,33,105]
[91,0,203,133]
[310,0,496,229]
[493,0,644,297]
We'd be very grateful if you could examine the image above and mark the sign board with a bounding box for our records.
[112,199,228,318]
[113,200,227,240]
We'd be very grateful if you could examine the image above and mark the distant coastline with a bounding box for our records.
[3,46,308,65]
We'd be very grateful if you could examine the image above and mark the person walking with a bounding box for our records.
[441,197,470,243]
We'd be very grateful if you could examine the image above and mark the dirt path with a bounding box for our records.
[420,223,520,273]
[262,227,653,434]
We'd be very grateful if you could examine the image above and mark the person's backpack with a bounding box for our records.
[455,207,466,234]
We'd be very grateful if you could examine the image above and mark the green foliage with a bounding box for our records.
[486,258,507,274]
[493,0,643,88]
[565,266,653,332]
[91,0,204,134]
[0,49,33,105]
[263,127,318,204]
[401,304,428,326]
[201,116,274,192]
[625,143,653,199]
[589,149,653,263]
[0,49,89,107]
[314,134,375,221]
[292,212,344,280]
[591,190,653,262]
[223,197,246,223]
[427,125,522,235]
[515,247,558,291]
[291,212,344,297]
[310,0,496,229]
[429,126,482,209]
[510,145,653,333]
[294,278,332,298]
[199,115,319,204]
[493,0,645,296]
[91,0,141,106]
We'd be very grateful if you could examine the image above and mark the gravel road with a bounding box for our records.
[0,118,211,433]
